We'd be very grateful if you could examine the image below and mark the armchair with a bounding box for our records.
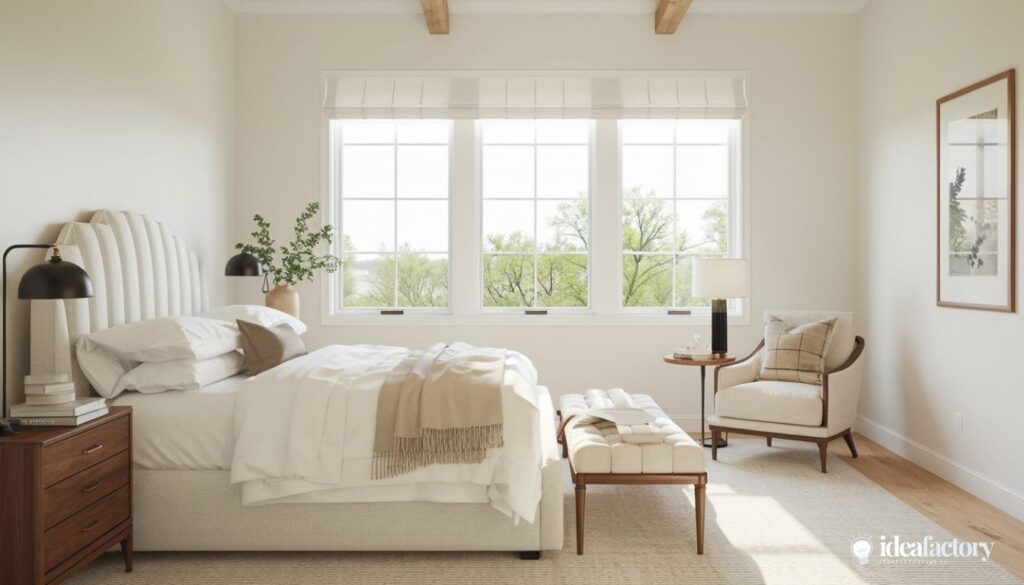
[708,310,866,473]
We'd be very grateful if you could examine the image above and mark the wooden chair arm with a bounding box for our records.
[821,335,866,427]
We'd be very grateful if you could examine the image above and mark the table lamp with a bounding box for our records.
[692,258,750,358]
[3,246,94,435]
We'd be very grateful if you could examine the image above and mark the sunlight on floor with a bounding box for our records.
[691,486,871,585]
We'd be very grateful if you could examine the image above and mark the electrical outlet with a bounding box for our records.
[955,412,964,436]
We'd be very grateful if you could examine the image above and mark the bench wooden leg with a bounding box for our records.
[575,479,587,555]
[710,430,719,461]
[766,436,772,447]
[818,441,828,473]
[695,483,705,555]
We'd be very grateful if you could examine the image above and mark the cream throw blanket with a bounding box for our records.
[373,342,506,479]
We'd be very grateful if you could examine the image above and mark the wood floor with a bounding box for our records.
[711,432,1024,580]
[838,433,1024,580]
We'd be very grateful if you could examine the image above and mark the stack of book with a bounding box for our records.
[10,374,108,426]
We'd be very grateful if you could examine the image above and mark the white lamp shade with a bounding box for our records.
[692,258,750,299]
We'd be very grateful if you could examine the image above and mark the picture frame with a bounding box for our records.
[936,69,1016,312]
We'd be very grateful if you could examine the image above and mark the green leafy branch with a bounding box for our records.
[235,202,341,287]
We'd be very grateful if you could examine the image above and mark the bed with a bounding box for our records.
[28,210,563,555]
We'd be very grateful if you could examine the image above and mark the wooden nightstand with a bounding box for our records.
[0,406,132,585]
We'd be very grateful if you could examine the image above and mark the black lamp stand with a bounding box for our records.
[710,298,728,357]
[2,244,94,435]
[2,245,52,434]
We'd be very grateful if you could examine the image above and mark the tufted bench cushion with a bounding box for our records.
[560,391,705,475]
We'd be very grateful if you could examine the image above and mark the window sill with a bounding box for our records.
[321,312,751,328]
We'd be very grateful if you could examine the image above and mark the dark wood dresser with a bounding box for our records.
[0,406,132,585]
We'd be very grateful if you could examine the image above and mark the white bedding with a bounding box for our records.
[115,344,553,522]
[113,374,243,469]
[230,345,548,523]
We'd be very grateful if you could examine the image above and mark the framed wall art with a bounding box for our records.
[937,69,1016,312]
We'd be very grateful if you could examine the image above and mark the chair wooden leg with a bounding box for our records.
[843,431,859,458]
[575,480,587,555]
[694,483,706,555]
[817,441,828,473]
[766,436,772,447]
[710,430,719,461]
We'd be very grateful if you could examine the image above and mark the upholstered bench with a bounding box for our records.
[558,391,707,555]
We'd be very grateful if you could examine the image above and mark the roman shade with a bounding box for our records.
[322,71,748,119]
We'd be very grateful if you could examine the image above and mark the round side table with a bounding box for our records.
[663,355,736,448]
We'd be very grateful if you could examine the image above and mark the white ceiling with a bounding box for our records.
[224,0,868,15]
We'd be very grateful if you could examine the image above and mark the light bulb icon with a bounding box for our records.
[851,538,872,565]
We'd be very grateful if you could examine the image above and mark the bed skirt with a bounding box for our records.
[131,462,563,552]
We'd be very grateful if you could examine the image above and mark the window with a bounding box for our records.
[619,120,739,311]
[478,120,593,311]
[331,120,451,311]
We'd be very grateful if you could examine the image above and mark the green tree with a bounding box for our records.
[483,200,591,307]
[345,245,448,308]
[621,189,673,307]
[621,187,728,307]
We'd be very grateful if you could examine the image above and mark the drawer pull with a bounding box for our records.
[81,519,101,532]
[81,444,104,455]
[81,480,104,493]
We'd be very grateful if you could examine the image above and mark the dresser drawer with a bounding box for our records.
[44,484,130,572]
[43,449,130,529]
[42,415,129,487]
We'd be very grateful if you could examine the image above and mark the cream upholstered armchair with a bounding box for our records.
[708,310,865,473]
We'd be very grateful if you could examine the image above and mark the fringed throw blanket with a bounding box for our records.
[373,342,506,479]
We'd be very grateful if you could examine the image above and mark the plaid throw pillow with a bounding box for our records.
[758,317,838,384]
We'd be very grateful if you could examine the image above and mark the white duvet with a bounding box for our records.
[229,344,547,524]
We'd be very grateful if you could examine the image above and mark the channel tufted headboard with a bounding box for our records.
[29,210,208,398]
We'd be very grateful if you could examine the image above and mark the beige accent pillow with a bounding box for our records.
[758,317,838,384]
[236,320,307,375]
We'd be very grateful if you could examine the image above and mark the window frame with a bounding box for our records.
[475,119,597,314]
[616,119,746,316]
[320,117,749,327]
[327,118,455,315]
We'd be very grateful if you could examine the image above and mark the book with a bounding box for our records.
[585,408,656,426]
[25,392,76,406]
[23,373,70,385]
[25,381,76,396]
[10,397,107,418]
[15,408,109,427]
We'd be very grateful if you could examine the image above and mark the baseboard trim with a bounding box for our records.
[855,416,1024,522]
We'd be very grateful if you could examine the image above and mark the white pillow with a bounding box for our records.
[200,305,307,336]
[77,337,133,398]
[83,316,241,363]
[114,351,246,397]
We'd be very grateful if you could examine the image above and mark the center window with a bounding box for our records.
[478,120,593,311]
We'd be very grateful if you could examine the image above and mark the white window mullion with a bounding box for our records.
[451,120,477,316]
[592,120,618,316]
[392,124,399,308]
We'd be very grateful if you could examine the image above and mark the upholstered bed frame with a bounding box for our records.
[30,210,563,555]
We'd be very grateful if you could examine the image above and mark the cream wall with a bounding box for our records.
[0,0,235,406]
[234,12,858,423]
[855,0,1024,519]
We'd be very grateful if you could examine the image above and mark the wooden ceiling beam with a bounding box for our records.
[655,0,694,34]
[420,0,449,35]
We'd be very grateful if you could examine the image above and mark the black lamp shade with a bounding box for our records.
[225,252,263,277]
[18,254,93,300]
